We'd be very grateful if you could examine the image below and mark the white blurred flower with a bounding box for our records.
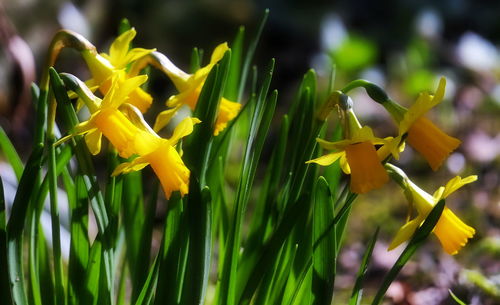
[456,32,499,72]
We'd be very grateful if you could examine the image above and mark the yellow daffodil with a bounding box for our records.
[387,164,476,255]
[388,78,461,170]
[307,109,398,194]
[151,43,241,135]
[57,72,199,199]
[80,28,155,113]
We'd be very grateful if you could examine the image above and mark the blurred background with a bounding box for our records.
[1,0,499,304]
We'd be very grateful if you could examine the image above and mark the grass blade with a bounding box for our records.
[153,194,185,305]
[371,199,445,305]
[226,26,244,101]
[238,9,269,101]
[349,228,379,305]
[219,62,276,304]
[68,174,90,305]
[6,143,44,305]
[312,177,336,305]
[181,185,212,305]
[0,127,24,181]
[52,68,114,303]
[131,178,157,302]
[47,137,65,305]
[0,177,13,304]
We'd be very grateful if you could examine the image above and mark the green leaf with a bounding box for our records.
[84,239,103,305]
[154,194,185,305]
[371,199,445,305]
[121,170,146,301]
[37,231,55,305]
[47,137,65,305]
[219,60,276,305]
[312,177,336,305]
[133,255,160,305]
[53,68,114,303]
[131,178,157,302]
[239,115,289,281]
[181,185,212,305]
[0,126,24,181]
[68,175,90,305]
[226,26,244,101]
[190,47,202,73]
[7,143,44,305]
[349,228,379,305]
[186,50,231,179]
[238,9,269,101]
[238,194,310,305]
[118,18,131,35]
[254,241,297,305]
[0,177,13,305]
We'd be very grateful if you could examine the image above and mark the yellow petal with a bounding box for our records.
[316,138,353,150]
[345,141,389,194]
[306,151,345,166]
[190,43,229,81]
[82,51,115,84]
[107,28,136,67]
[399,77,446,135]
[377,136,403,161]
[169,117,202,145]
[388,216,424,250]
[339,154,350,174]
[103,73,148,109]
[123,47,156,67]
[210,42,229,65]
[153,106,182,132]
[439,175,478,199]
[214,98,241,135]
[112,156,150,176]
[84,129,103,155]
[166,86,200,109]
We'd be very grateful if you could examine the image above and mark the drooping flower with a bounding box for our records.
[152,43,241,135]
[387,164,476,255]
[80,28,155,113]
[57,72,199,199]
[307,108,398,194]
[385,78,461,170]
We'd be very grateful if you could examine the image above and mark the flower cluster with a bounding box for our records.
[51,28,240,198]
[308,78,476,255]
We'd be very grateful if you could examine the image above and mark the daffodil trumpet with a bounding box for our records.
[386,163,476,255]
[57,71,199,199]
[129,45,241,135]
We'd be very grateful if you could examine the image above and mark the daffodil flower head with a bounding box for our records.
[387,164,476,255]
[395,77,461,170]
[307,108,395,194]
[57,73,199,199]
[80,28,155,113]
[57,71,149,156]
[112,107,201,199]
[155,43,241,135]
